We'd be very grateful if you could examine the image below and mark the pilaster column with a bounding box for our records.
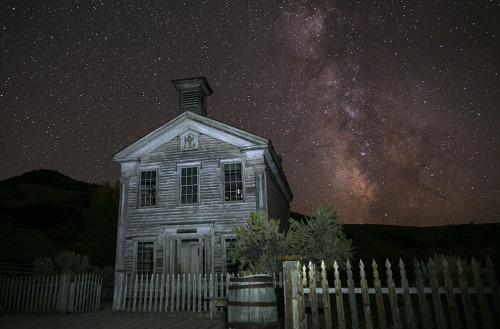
[113,176,129,311]
[254,165,267,213]
[114,176,129,272]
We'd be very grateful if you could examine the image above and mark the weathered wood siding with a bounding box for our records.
[121,133,274,275]
[266,167,291,229]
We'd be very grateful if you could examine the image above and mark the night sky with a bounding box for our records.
[1,1,498,226]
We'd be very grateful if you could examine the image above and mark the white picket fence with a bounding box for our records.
[112,272,284,312]
[0,273,102,313]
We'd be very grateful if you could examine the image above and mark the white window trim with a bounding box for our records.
[177,162,202,205]
[133,240,157,277]
[220,160,245,203]
[137,166,160,208]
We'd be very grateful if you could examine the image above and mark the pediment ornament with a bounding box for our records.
[180,131,199,150]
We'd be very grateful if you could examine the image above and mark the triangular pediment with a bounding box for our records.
[114,111,269,162]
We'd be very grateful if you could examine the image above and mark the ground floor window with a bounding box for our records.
[136,241,154,276]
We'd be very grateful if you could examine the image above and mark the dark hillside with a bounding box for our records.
[289,212,500,280]
[0,170,96,235]
[343,223,500,281]
[0,169,96,192]
[0,170,118,268]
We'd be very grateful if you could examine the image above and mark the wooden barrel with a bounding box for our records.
[228,275,277,329]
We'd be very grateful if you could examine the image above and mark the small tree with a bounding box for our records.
[287,204,353,269]
[230,211,287,273]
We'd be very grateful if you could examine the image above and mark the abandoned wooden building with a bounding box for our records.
[113,77,293,280]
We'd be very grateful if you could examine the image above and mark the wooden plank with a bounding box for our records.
[298,263,307,329]
[486,257,500,323]
[121,274,128,311]
[321,261,333,329]
[31,276,37,311]
[399,259,416,329]
[187,274,192,311]
[52,276,59,311]
[132,275,138,312]
[8,277,15,311]
[359,260,373,329]
[159,274,165,312]
[372,260,387,329]
[198,274,202,312]
[149,274,154,312]
[170,274,175,312]
[192,274,197,312]
[139,275,145,312]
[154,274,159,312]
[457,258,476,329]
[334,261,346,329]
[177,274,181,312]
[15,277,21,311]
[128,274,134,312]
[385,259,401,329]
[472,258,493,329]
[442,259,460,329]
[166,274,171,312]
[413,259,432,329]
[203,274,208,311]
[309,262,320,329]
[182,274,187,311]
[428,259,446,329]
[285,263,293,329]
[347,260,360,329]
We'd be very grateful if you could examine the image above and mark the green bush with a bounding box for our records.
[230,205,354,274]
[288,204,353,269]
[230,211,287,274]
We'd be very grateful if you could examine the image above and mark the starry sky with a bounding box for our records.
[1,1,498,226]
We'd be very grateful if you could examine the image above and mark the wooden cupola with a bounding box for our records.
[171,77,213,116]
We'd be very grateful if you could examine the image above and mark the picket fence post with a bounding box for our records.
[320,261,333,329]
[282,257,499,329]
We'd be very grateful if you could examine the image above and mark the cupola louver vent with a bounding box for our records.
[172,77,213,116]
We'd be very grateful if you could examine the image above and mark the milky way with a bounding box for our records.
[1,1,498,226]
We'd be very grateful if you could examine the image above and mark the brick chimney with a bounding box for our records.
[171,77,213,116]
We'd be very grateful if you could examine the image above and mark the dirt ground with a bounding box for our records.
[0,303,227,329]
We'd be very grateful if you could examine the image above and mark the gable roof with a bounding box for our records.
[114,111,293,202]
[114,111,270,161]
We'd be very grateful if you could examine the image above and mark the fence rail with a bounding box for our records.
[284,257,500,329]
[112,272,283,313]
[0,273,102,313]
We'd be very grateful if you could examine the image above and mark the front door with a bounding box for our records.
[177,238,203,276]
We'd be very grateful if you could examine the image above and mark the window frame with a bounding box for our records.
[178,163,201,205]
[134,240,156,277]
[138,168,159,208]
[221,161,244,202]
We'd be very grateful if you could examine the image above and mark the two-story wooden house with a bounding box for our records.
[113,77,293,280]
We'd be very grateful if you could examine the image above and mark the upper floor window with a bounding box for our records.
[180,167,199,204]
[224,163,243,201]
[140,170,157,207]
[137,241,154,276]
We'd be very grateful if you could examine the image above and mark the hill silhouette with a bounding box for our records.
[0,169,118,268]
